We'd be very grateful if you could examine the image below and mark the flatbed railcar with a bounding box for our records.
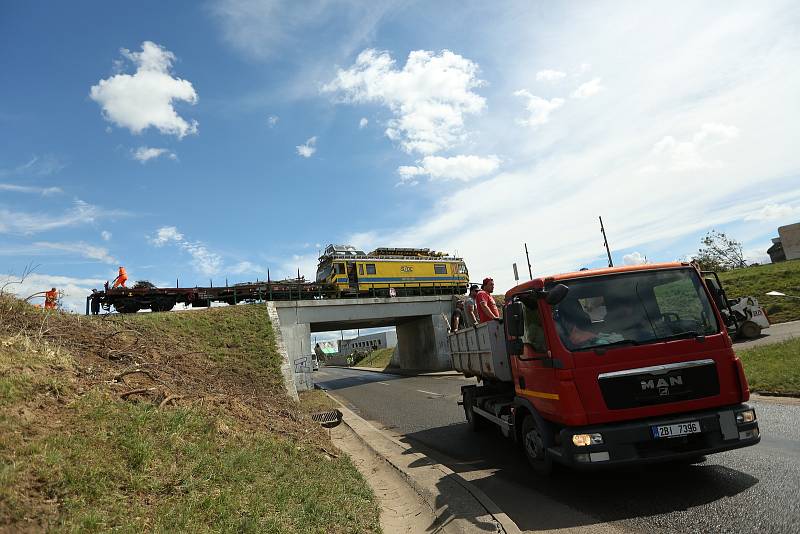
[86,279,334,314]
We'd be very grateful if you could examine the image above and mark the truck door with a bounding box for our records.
[512,300,559,417]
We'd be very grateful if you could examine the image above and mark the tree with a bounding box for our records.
[692,230,747,271]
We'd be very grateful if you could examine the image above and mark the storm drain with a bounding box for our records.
[311,409,343,428]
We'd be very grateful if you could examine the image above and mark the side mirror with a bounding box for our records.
[545,283,569,305]
[506,301,525,337]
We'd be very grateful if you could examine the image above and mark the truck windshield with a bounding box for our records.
[552,268,719,352]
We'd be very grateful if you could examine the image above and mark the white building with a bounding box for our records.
[338,330,397,356]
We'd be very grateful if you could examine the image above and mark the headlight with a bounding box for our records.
[572,433,604,446]
[736,409,755,424]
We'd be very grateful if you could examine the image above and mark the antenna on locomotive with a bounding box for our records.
[524,243,533,280]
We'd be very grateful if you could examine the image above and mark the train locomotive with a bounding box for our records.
[316,244,469,297]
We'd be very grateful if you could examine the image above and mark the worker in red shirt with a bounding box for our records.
[111,266,128,288]
[476,277,500,323]
[44,288,58,310]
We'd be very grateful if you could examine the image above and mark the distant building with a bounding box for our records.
[338,330,397,356]
[778,222,800,261]
[314,340,338,360]
[767,222,800,263]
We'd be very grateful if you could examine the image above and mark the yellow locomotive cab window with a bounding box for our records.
[335,264,345,275]
[358,264,364,275]
[434,264,447,274]
[366,264,377,275]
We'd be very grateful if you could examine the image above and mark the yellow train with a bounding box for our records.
[316,244,469,296]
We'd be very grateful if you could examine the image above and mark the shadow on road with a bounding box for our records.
[401,422,759,531]
[313,371,405,391]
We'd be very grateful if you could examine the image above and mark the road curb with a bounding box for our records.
[322,389,522,534]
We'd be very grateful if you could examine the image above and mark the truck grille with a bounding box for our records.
[598,359,719,410]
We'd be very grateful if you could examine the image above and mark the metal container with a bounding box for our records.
[449,320,512,382]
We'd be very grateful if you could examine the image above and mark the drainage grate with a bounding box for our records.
[311,409,343,428]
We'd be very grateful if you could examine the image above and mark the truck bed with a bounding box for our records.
[449,321,512,382]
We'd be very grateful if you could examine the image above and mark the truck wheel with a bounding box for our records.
[521,415,554,475]
[463,387,485,432]
[738,321,761,339]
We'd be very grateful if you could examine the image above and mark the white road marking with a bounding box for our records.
[417,389,444,397]
[377,381,390,386]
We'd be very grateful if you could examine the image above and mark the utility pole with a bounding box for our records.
[524,243,533,280]
[599,216,613,267]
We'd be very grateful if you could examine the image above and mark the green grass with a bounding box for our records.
[717,259,800,324]
[355,348,395,369]
[0,301,381,533]
[2,391,377,533]
[129,305,283,382]
[738,338,800,395]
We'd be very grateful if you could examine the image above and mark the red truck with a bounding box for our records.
[450,262,760,473]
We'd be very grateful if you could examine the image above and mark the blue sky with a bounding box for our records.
[2,0,800,312]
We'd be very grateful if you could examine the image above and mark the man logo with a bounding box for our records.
[641,375,683,396]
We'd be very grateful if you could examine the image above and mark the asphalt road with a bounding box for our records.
[315,366,800,533]
[734,319,800,349]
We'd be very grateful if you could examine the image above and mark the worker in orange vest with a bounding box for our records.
[111,266,128,289]
[44,288,58,309]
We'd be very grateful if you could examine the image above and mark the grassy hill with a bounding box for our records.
[0,297,379,533]
[354,348,395,369]
[717,259,800,324]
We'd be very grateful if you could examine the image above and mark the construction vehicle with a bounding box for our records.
[450,262,760,472]
[702,271,770,339]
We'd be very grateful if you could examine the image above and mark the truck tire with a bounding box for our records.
[738,321,761,339]
[463,387,485,432]
[521,415,554,475]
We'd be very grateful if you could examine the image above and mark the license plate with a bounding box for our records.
[651,420,701,439]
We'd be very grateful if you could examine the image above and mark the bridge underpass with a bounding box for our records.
[269,296,455,372]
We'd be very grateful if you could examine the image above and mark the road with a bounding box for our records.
[734,319,800,349]
[316,366,800,533]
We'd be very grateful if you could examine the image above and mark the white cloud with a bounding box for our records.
[132,146,177,163]
[536,69,566,82]
[32,241,117,264]
[229,261,264,275]
[744,203,800,222]
[622,251,647,265]
[267,115,279,127]
[571,77,604,99]
[101,230,112,241]
[645,123,740,172]
[359,117,369,128]
[148,226,184,246]
[181,242,223,276]
[0,200,122,235]
[0,155,66,178]
[0,183,62,195]
[397,155,501,185]
[296,136,317,158]
[513,89,564,127]
[323,48,486,155]
[89,41,199,138]
[146,226,225,276]
[0,272,107,313]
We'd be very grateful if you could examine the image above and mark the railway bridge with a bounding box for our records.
[269,295,454,372]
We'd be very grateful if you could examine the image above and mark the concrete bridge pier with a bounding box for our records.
[395,314,451,370]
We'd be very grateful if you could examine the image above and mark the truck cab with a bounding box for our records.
[456,262,760,472]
